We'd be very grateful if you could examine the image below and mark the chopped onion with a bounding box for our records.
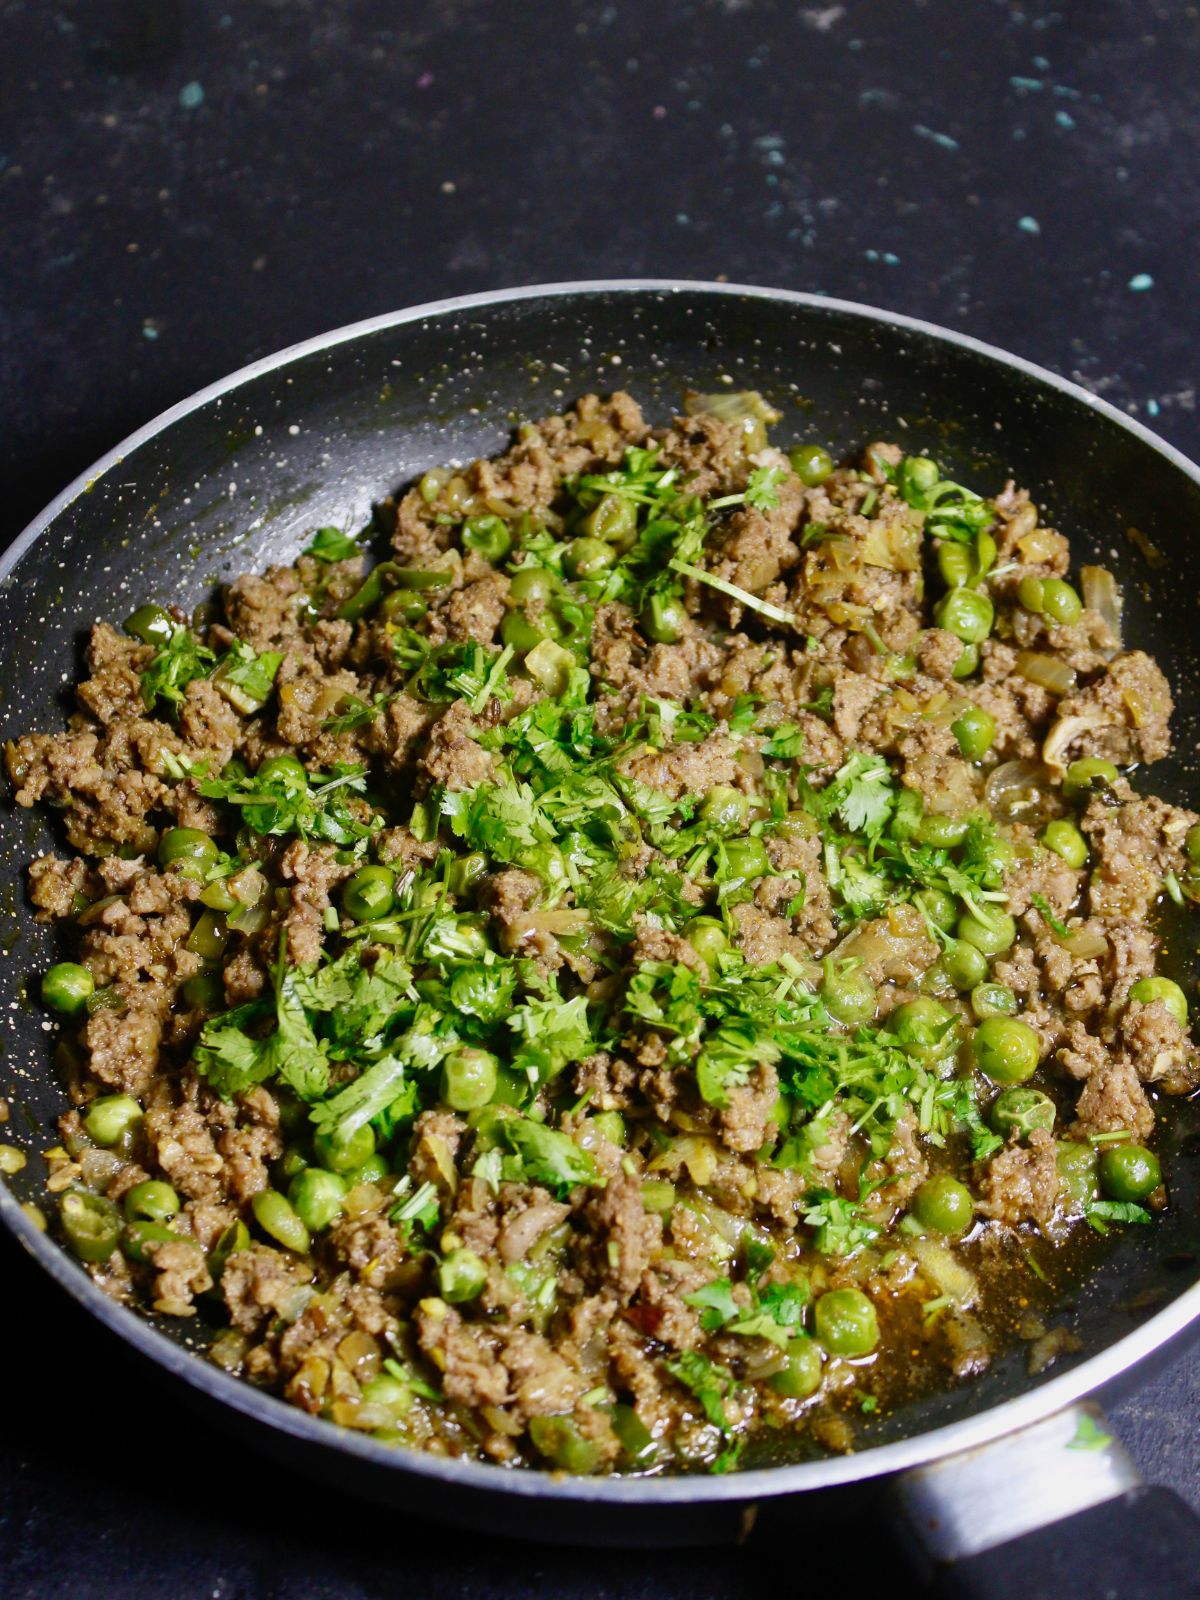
[913,1237,979,1308]
[1042,713,1112,772]
[984,759,1050,820]
[1080,565,1123,654]
[683,389,781,452]
[1016,651,1077,696]
[1058,926,1109,959]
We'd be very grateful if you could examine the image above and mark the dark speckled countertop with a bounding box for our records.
[1,2,1199,1595]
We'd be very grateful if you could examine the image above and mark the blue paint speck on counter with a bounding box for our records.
[1129,273,1154,292]
[1147,399,1161,417]
[179,81,205,110]
[1055,109,1076,128]
[1017,216,1041,234]
[1010,75,1043,91]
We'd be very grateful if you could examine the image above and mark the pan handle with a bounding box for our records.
[888,1403,1200,1599]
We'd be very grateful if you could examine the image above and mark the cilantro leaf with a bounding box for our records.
[140,625,215,714]
[304,526,361,562]
[1084,1199,1152,1232]
[212,640,282,715]
[683,1278,740,1331]
[503,1116,599,1197]
[664,1350,737,1433]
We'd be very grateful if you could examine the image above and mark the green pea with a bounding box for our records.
[814,1288,879,1357]
[256,754,310,791]
[942,939,989,991]
[700,785,750,834]
[919,960,957,998]
[158,828,219,871]
[562,537,615,581]
[723,835,770,882]
[642,592,687,645]
[186,910,228,963]
[686,916,728,967]
[313,1122,376,1174]
[769,1333,824,1398]
[1097,1143,1161,1203]
[1040,578,1083,627]
[891,789,924,841]
[902,455,940,494]
[1017,574,1046,614]
[972,1017,1040,1084]
[124,1180,180,1223]
[378,589,428,624]
[181,972,224,1012]
[580,492,637,549]
[890,998,956,1062]
[789,443,835,486]
[60,1190,122,1262]
[934,588,994,644]
[528,1414,603,1475]
[1040,819,1088,869]
[85,1094,143,1149]
[1063,758,1118,803]
[1129,976,1188,1027]
[937,543,973,589]
[288,1167,347,1232]
[915,888,959,932]
[1057,1140,1098,1207]
[957,908,1017,956]
[822,963,877,1026]
[1186,824,1200,866]
[251,1189,310,1254]
[912,1175,974,1235]
[447,852,488,899]
[952,705,996,760]
[346,1153,390,1188]
[437,1246,489,1304]
[41,962,95,1018]
[124,603,176,648]
[951,642,981,681]
[990,1086,1056,1140]
[121,1219,177,1264]
[461,515,512,563]
[501,611,558,655]
[342,865,396,922]
[916,813,970,849]
[971,982,1018,1021]
[509,566,558,606]
[441,1048,499,1112]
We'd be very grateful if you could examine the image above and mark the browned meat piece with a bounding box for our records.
[1043,651,1174,770]
[976,1129,1062,1226]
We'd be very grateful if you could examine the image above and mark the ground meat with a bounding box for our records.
[617,731,744,803]
[718,1060,780,1154]
[146,1237,213,1315]
[1119,1000,1200,1093]
[84,1007,163,1096]
[417,700,494,791]
[1072,1057,1156,1143]
[976,1129,1062,1226]
[1083,794,1195,919]
[1046,651,1174,769]
[221,1244,310,1333]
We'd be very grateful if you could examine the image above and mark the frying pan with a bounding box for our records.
[3,282,1200,1595]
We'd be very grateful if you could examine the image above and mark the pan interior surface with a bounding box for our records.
[2,282,1200,1508]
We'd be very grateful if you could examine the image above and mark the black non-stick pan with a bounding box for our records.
[3,283,1200,1595]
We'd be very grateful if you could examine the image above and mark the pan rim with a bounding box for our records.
[3,276,1200,1506]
